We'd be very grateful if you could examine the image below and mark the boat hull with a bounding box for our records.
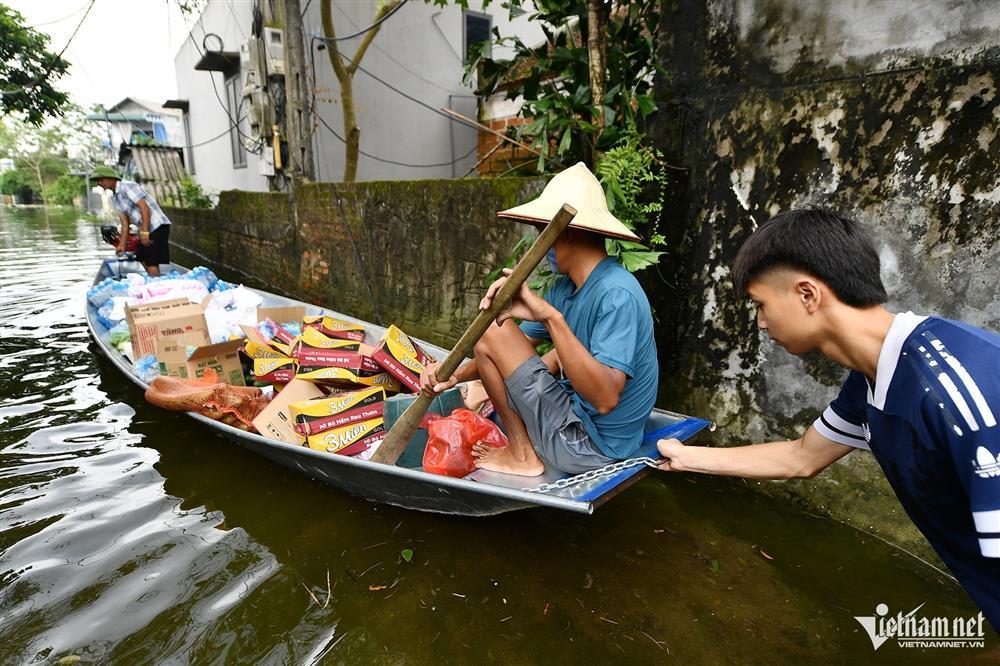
[87,258,711,516]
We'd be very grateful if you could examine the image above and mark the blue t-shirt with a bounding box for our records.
[813,313,1000,629]
[520,257,658,459]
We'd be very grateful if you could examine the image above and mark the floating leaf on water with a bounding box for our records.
[401,548,414,563]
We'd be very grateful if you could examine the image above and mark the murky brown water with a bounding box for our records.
[0,205,994,664]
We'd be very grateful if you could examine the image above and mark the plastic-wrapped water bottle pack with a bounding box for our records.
[134,355,160,383]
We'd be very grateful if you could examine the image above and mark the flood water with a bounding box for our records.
[0,205,995,664]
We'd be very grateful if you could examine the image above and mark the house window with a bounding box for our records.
[225,72,247,169]
[463,11,492,63]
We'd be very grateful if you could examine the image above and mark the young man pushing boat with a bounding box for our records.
[656,208,1000,630]
[420,163,659,477]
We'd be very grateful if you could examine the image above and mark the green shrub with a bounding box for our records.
[42,173,84,205]
[0,168,31,196]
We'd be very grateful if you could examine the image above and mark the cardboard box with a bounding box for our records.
[241,322,293,356]
[292,329,382,373]
[302,315,366,342]
[294,365,401,392]
[371,325,436,394]
[251,378,324,444]
[289,386,386,436]
[157,337,246,386]
[126,298,210,358]
[305,417,385,456]
[253,356,297,384]
[243,340,286,360]
[257,305,307,325]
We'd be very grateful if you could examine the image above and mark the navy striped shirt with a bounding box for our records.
[815,313,1000,629]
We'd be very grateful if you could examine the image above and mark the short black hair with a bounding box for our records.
[732,207,887,307]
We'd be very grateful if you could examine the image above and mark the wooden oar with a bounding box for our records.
[371,203,578,465]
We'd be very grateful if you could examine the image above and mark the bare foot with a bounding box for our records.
[472,441,544,476]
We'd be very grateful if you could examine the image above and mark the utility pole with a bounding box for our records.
[279,0,315,181]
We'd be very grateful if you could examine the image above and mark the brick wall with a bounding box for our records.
[476,116,534,176]
[167,177,545,348]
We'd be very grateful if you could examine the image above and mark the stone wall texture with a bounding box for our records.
[167,178,543,347]
[650,0,1000,557]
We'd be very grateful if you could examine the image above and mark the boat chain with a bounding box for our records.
[521,456,664,494]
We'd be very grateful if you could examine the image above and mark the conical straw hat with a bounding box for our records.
[497,162,640,242]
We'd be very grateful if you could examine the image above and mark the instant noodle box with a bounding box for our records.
[302,315,365,342]
[292,329,382,373]
[289,386,386,436]
[294,364,401,392]
[305,417,386,456]
[371,325,436,393]
[253,356,296,384]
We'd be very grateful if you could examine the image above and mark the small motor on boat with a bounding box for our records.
[100,224,139,253]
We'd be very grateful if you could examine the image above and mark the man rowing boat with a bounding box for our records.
[420,163,659,477]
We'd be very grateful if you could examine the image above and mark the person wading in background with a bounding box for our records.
[90,166,172,276]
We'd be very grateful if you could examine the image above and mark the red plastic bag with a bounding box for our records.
[423,408,508,477]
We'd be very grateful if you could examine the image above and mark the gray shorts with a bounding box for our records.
[504,355,616,474]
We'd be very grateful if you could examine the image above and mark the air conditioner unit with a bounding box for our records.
[263,28,285,76]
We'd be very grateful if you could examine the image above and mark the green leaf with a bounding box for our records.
[709,559,719,575]
[401,548,414,563]
[620,250,664,272]
[636,94,657,117]
[557,127,572,156]
[603,105,617,126]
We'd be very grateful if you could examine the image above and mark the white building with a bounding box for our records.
[172,0,545,192]
[86,98,186,162]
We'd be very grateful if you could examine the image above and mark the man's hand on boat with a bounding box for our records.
[480,268,555,326]
[420,361,459,397]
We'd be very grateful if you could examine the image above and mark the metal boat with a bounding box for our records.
[86,258,711,516]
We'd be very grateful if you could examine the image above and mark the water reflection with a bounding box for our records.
[0,206,994,664]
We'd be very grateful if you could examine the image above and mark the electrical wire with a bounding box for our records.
[329,0,466,95]
[311,36,457,125]
[315,112,475,167]
[0,0,97,97]
[311,0,409,42]
[184,25,264,154]
[26,0,92,28]
[322,39,565,171]
[187,117,249,148]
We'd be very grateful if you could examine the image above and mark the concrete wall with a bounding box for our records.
[174,1,546,191]
[166,177,544,345]
[652,0,1000,556]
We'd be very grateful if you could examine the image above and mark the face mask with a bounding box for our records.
[546,247,560,274]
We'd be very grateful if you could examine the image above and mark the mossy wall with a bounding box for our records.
[167,178,544,347]
[652,0,1000,557]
